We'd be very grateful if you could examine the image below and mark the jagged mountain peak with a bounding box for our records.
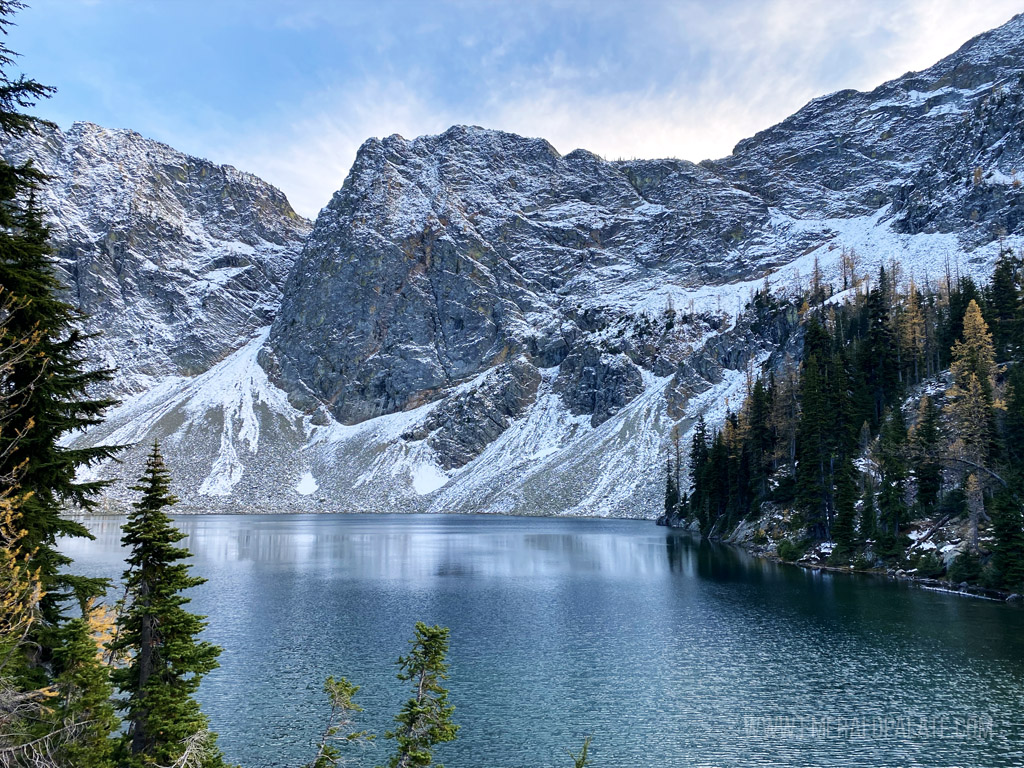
[53,14,1024,517]
[711,12,1024,230]
[39,121,304,215]
[2,121,311,391]
[934,11,1024,74]
[349,124,563,173]
[733,11,1024,156]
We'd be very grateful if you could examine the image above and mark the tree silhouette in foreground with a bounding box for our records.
[381,622,459,768]
[109,443,226,768]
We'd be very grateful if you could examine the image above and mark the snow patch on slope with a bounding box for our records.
[184,328,291,495]
[411,464,449,495]
[71,210,1023,516]
[595,211,1024,323]
[295,472,319,495]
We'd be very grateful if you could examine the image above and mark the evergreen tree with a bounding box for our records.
[688,415,709,489]
[876,408,909,557]
[51,614,119,768]
[948,548,982,584]
[688,414,711,530]
[910,395,942,514]
[1003,365,1024,467]
[795,353,830,539]
[938,275,981,371]
[0,0,119,627]
[745,378,774,501]
[825,340,860,551]
[663,457,679,519]
[567,736,592,768]
[862,267,900,425]
[944,301,1000,546]
[831,460,858,555]
[703,429,730,534]
[899,281,927,384]
[722,412,750,530]
[994,372,1024,587]
[110,443,226,768]
[382,622,459,768]
[0,9,126,766]
[858,466,878,544]
[950,299,998,403]
[986,248,1021,360]
[947,373,994,469]
[768,367,799,471]
[306,676,374,768]
[989,490,1024,591]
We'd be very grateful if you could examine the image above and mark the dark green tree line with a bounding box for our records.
[667,251,1024,589]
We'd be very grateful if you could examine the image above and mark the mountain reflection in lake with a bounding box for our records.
[63,514,1024,768]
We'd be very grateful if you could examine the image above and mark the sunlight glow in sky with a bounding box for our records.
[11,0,1024,218]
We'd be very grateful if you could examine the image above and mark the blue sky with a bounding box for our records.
[11,0,1023,217]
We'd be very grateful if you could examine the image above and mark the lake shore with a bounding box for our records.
[657,514,1024,606]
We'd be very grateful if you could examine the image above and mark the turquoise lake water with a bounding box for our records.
[61,513,1024,768]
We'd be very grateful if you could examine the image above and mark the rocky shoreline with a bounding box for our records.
[657,514,1024,605]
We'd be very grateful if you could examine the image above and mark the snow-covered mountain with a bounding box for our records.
[1,122,311,393]
[9,14,1024,516]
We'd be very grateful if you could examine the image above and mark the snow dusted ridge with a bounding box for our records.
[79,327,675,516]
[58,14,1024,516]
[1,122,310,394]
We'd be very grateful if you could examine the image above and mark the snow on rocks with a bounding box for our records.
[295,472,319,496]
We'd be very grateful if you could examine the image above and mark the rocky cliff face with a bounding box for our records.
[259,128,748,423]
[1,122,311,392]
[710,12,1024,234]
[28,14,1024,516]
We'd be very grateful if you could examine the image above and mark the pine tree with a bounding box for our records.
[0,483,47,762]
[110,443,226,768]
[745,378,774,501]
[0,492,36,648]
[768,367,799,471]
[944,301,1001,546]
[950,299,999,403]
[989,490,1024,591]
[688,415,709,489]
[382,622,459,768]
[987,248,1021,360]
[688,414,710,530]
[567,736,592,768]
[938,275,981,371]
[703,430,730,534]
[899,281,927,384]
[0,8,124,764]
[663,457,679,520]
[910,395,942,515]
[831,459,858,555]
[51,614,119,768]
[0,0,119,626]
[796,354,830,539]
[862,267,900,425]
[876,409,909,556]
[0,292,39,644]
[809,254,827,305]
[947,373,993,468]
[722,411,750,529]
[1003,365,1024,467]
[306,676,374,768]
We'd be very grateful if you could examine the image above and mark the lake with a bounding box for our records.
[61,514,1024,768]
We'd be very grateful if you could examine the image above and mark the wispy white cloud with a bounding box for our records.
[92,0,1022,219]
[214,80,452,218]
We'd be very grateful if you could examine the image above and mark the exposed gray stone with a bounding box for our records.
[20,14,1024,514]
[404,356,541,469]
[553,347,645,427]
[1,122,310,393]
